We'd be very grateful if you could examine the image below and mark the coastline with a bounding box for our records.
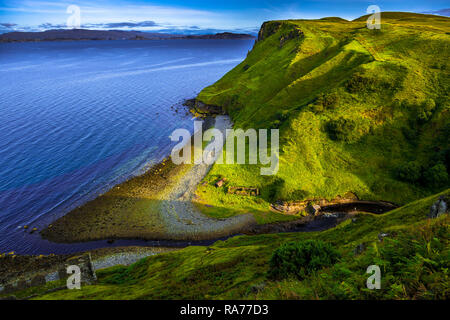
[40,115,256,244]
[39,110,398,245]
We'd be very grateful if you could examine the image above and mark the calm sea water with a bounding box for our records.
[0,39,254,254]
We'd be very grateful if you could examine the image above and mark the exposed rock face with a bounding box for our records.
[429,195,449,218]
[270,193,361,215]
[279,28,304,48]
[257,21,283,42]
[378,232,390,242]
[183,99,224,116]
[271,195,398,216]
[306,203,321,215]
[256,21,304,47]
[270,201,308,215]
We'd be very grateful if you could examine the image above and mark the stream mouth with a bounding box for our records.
[320,201,398,214]
[242,200,399,236]
[20,201,398,255]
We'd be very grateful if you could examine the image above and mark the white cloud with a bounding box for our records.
[0,0,242,29]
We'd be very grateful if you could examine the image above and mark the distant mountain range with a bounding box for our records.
[0,29,256,42]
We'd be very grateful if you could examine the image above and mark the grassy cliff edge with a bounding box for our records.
[195,13,449,223]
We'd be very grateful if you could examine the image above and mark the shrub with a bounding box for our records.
[396,161,422,183]
[268,240,341,280]
[417,99,436,124]
[310,92,340,113]
[318,92,339,109]
[401,125,418,144]
[423,163,449,188]
[326,118,357,142]
[345,72,376,93]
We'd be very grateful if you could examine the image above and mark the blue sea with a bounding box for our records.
[0,39,254,254]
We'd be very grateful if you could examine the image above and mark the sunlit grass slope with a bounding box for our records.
[196,13,449,220]
[33,189,449,300]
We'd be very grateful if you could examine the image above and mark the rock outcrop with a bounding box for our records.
[428,195,449,218]
[271,194,398,216]
[183,99,225,116]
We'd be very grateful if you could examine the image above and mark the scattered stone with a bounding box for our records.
[45,271,59,283]
[378,232,389,242]
[428,195,449,218]
[306,203,321,215]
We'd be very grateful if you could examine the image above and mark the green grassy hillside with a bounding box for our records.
[14,13,449,301]
[195,13,449,222]
[31,189,449,300]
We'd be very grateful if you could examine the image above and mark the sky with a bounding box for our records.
[0,0,449,34]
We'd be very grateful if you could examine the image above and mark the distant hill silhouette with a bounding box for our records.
[0,29,255,42]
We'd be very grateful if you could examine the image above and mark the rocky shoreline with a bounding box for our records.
[39,114,256,244]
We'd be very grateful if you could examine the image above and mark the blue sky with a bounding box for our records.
[0,0,449,34]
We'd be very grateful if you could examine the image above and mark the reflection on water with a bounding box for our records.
[0,39,254,254]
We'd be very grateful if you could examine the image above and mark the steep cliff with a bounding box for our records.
[196,13,450,205]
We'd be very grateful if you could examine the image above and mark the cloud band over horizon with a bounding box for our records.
[0,0,449,34]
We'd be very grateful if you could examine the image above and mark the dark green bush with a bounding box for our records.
[423,163,449,188]
[401,125,418,144]
[318,92,339,108]
[417,99,436,124]
[397,161,422,183]
[310,92,340,114]
[326,118,357,142]
[345,72,377,93]
[268,240,341,280]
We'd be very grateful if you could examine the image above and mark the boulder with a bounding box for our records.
[378,232,389,242]
[428,195,449,218]
[306,203,321,215]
